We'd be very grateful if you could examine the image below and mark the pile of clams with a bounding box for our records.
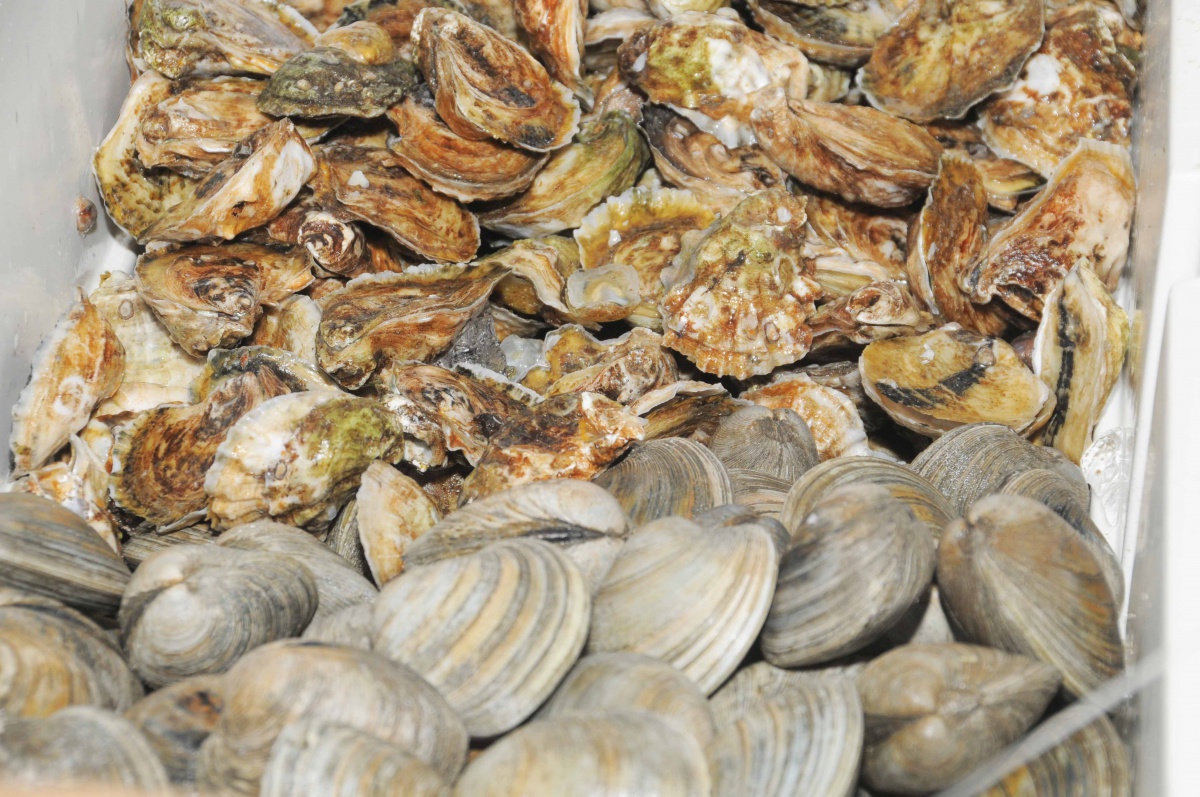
[3,0,1143,792]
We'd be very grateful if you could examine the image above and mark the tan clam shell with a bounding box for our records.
[0,589,142,718]
[0,706,170,791]
[980,714,1131,797]
[261,720,450,797]
[763,483,936,667]
[124,674,225,785]
[454,711,712,796]
[593,437,734,525]
[742,372,870,461]
[0,494,131,621]
[587,516,777,694]
[371,539,589,738]
[727,468,790,520]
[122,525,216,569]
[196,640,468,795]
[708,405,820,483]
[354,460,441,585]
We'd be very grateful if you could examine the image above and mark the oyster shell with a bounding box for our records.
[124,674,225,785]
[563,261,644,324]
[523,325,680,404]
[805,194,908,282]
[585,8,655,73]
[859,326,1055,438]
[859,0,1044,122]
[386,86,549,203]
[413,8,581,151]
[963,140,1136,319]
[751,91,942,207]
[638,383,745,442]
[743,372,870,461]
[354,460,440,584]
[809,280,936,352]
[980,3,1136,178]
[748,0,894,68]
[7,437,118,551]
[708,405,820,483]
[980,715,1131,797]
[938,495,1124,697]
[10,293,125,474]
[249,294,322,362]
[1033,265,1129,463]
[515,0,589,101]
[593,437,734,525]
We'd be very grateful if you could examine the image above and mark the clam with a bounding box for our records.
[514,0,589,101]
[981,3,1136,178]
[708,405,819,483]
[587,515,777,694]
[593,437,733,525]
[460,392,645,503]
[980,714,1131,797]
[763,484,935,667]
[0,706,170,791]
[1033,265,1129,463]
[386,86,549,203]
[856,643,1061,794]
[522,325,680,404]
[204,390,412,532]
[301,600,375,648]
[660,188,821,379]
[412,8,581,151]
[799,358,891,432]
[454,712,711,796]
[371,539,590,737]
[124,674,225,785]
[858,0,1044,123]
[136,0,316,78]
[143,119,316,243]
[750,92,942,208]
[354,460,441,585]
[728,469,790,519]
[10,293,124,474]
[197,640,469,795]
[693,503,792,554]
[0,589,142,718]
[8,435,118,552]
[742,372,871,461]
[747,0,894,68]
[122,525,216,568]
[326,497,371,576]
[937,495,1124,697]
[261,720,451,797]
[249,294,323,363]
[963,140,1136,320]
[808,280,936,353]
[0,494,131,620]
[781,456,954,543]
[859,325,1056,438]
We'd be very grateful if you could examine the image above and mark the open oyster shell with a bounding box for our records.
[748,0,894,68]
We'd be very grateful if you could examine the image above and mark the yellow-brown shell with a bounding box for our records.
[804,194,907,280]
[742,372,869,460]
[808,280,936,352]
[514,0,590,102]
[523,326,680,404]
[747,0,894,68]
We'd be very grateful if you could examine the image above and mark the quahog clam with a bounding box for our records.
[742,372,871,461]
[980,714,1131,797]
[708,405,819,483]
[593,437,734,525]
[124,674,225,785]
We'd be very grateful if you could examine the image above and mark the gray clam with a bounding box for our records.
[978,715,1131,797]
[593,437,734,525]
[124,674,225,785]
[707,405,820,483]
[727,468,791,520]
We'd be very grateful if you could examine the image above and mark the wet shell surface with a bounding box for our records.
[707,405,820,482]
[747,0,893,68]
[124,674,225,785]
[593,436,734,525]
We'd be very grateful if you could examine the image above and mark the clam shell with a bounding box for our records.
[197,640,468,795]
[124,674,225,785]
[763,484,936,667]
[326,497,371,577]
[708,661,857,726]
[454,712,712,796]
[587,516,777,694]
[0,493,131,620]
[301,600,375,649]
[708,405,820,483]
[355,461,441,585]
[371,539,590,738]
[727,468,790,520]
[693,503,792,555]
[856,643,1060,794]
[980,714,1131,797]
[122,524,215,568]
[593,437,734,525]
[0,589,142,718]
[937,495,1124,697]
[742,372,871,461]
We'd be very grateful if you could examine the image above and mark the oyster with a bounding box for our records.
[963,140,1136,319]
[8,437,118,552]
[707,405,820,482]
[515,0,589,101]
[334,0,489,54]
[594,437,733,524]
[488,236,577,318]
[748,0,894,68]
[585,8,655,73]
[143,120,316,242]
[859,326,1055,437]
[743,372,871,460]
[635,382,743,442]
[563,262,644,324]
[137,0,316,78]
[859,0,1044,122]
[659,189,820,379]
[10,293,124,474]
[1033,266,1128,463]
[808,280,936,352]
[386,86,549,203]
[249,294,322,362]
[751,91,942,208]
[522,325,680,404]
[413,8,581,151]
[805,194,908,282]
[980,3,1136,178]
[354,460,440,584]
[124,674,225,785]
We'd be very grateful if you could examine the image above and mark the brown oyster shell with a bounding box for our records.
[747,0,894,68]
[751,91,942,208]
[523,326,680,404]
[804,194,907,281]
[808,280,936,353]
[659,188,821,379]
[8,438,119,553]
[859,0,1045,123]
[742,372,869,460]
[412,8,581,151]
[488,237,576,318]
[515,0,589,102]
[250,295,323,364]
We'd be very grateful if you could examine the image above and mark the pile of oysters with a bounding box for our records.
[2,0,1142,793]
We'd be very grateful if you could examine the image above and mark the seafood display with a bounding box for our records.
[2,0,1147,792]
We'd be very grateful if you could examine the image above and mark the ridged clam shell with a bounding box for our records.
[327,497,370,577]
[454,712,711,796]
[124,674,225,785]
[0,706,170,791]
[708,405,820,482]
[372,539,590,738]
[538,651,717,747]
[261,720,450,797]
[781,456,953,542]
[0,589,142,717]
[980,715,1131,797]
[693,503,792,554]
[593,437,734,526]
[122,524,215,568]
[763,484,936,667]
[196,640,468,795]
[587,516,777,694]
[856,643,1061,794]
[0,493,131,620]
[119,544,319,687]
[728,468,790,520]
[709,661,856,725]
[937,495,1124,697]
[302,600,374,649]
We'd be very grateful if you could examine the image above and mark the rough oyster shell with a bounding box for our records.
[637,382,745,442]
[963,139,1136,320]
[353,460,440,584]
[808,280,936,352]
[859,0,1044,122]
[751,91,942,208]
[124,674,225,785]
[8,437,118,552]
[249,294,322,362]
[523,325,680,404]
[707,405,820,483]
[585,8,656,73]
[593,437,734,525]
[413,8,581,151]
[805,194,908,280]
[859,325,1055,438]
[748,0,894,68]
[743,372,870,460]
[514,0,589,102]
